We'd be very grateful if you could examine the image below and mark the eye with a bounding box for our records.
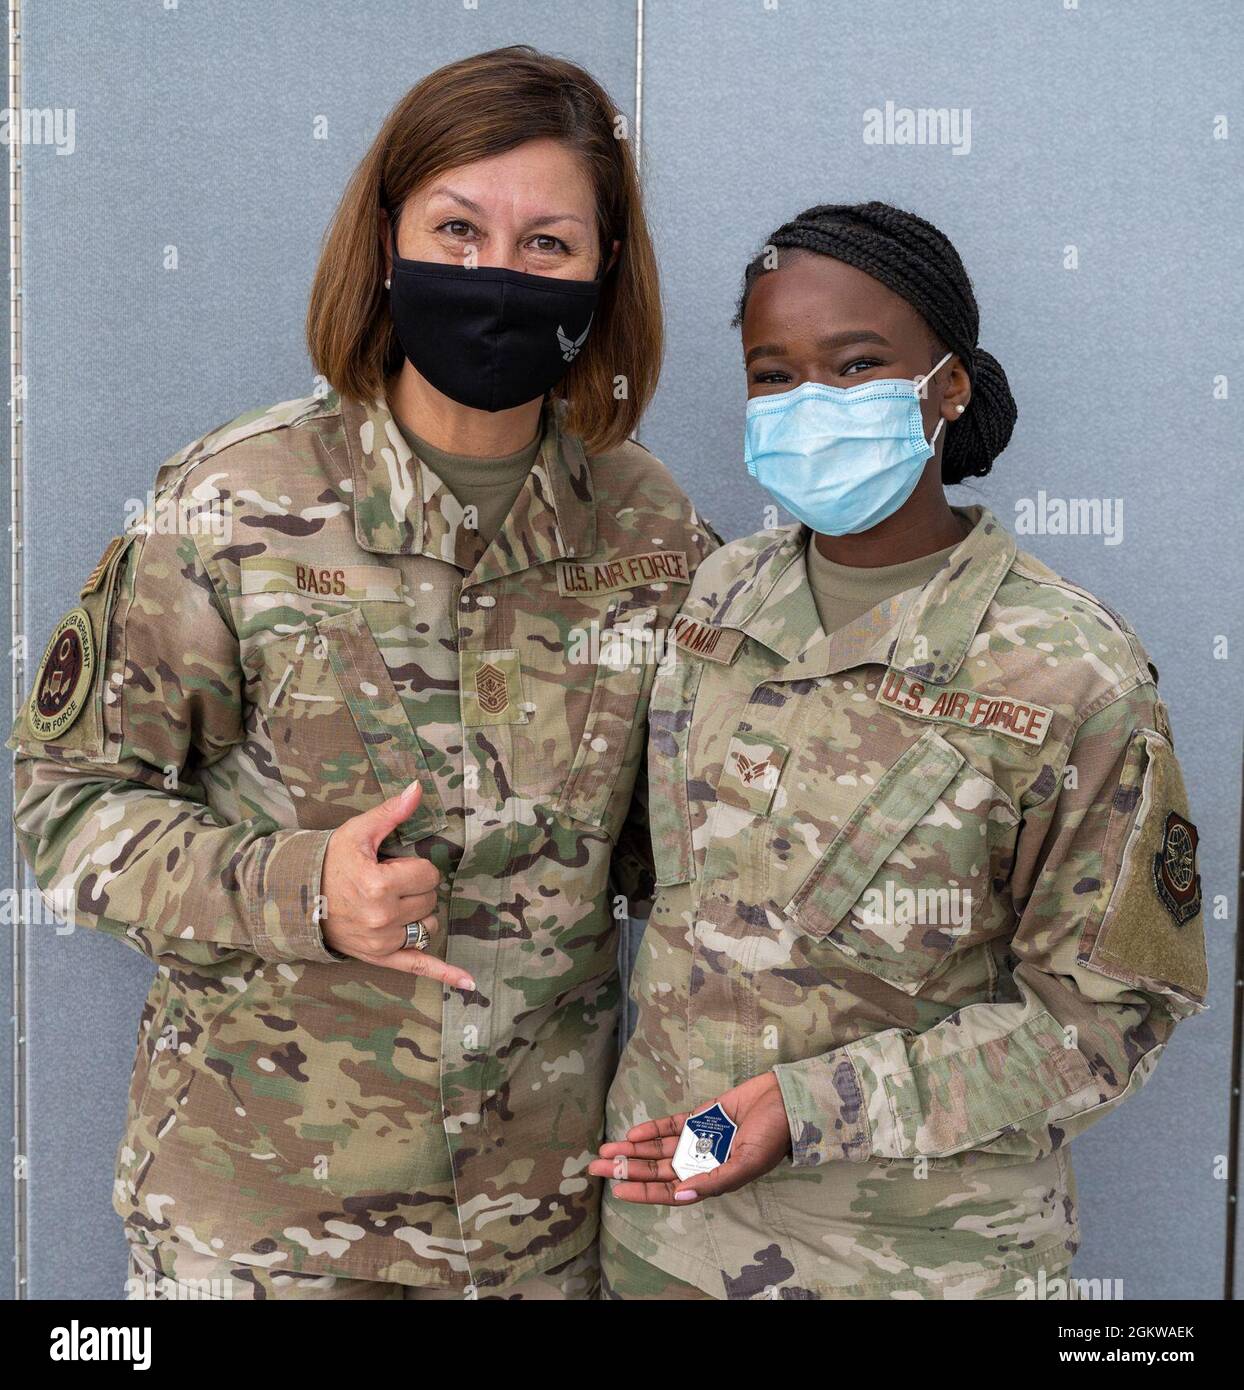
[841,356,882,376]
[526,234,569,255]
[436,219,477,240]
[750,369,792,385]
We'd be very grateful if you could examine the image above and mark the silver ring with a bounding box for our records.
[403,922,430,951]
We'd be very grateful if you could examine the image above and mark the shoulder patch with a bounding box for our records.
[27,607,95,741]
[1152,811,1201,926]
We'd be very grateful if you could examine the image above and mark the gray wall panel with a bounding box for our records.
[641,0,1240,1299]
[17,0,636,1302]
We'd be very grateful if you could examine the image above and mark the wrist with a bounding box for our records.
[771,1051,871,1166]
[251,829,343,963]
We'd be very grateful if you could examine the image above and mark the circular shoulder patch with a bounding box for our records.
[28,607,95,742]
[1152,810,1201,926]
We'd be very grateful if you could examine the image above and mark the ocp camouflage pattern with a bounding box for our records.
[604,507,1207,1299]
[8,390,717,1292]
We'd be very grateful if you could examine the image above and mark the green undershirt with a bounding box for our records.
[805,534,962,638]
[397,422,543,550]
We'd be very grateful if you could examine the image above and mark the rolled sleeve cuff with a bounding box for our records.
[249,829,343,963]
[772,1050,872,1166]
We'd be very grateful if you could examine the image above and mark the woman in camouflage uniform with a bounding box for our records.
[10,48,716,1300]
[594,202,1207,1300]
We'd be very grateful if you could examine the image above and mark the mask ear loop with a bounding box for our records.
[917,350,954,450]
[913,349,954,398]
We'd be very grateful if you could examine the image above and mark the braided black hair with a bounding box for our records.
[734,201,1016,483]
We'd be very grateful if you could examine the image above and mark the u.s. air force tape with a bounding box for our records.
[28,607,95,741]
[877,671,1054,747]
[556,550,689,597]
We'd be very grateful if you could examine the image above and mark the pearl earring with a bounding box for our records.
[955,404,966,414]
[384,277,391,290]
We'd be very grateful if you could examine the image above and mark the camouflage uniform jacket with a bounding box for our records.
[9,389,717,1291]
[604,506,1207,1299]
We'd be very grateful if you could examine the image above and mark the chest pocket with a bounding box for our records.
[786,728,1017,994]
[557,604,658,836]
[261,606,447,845]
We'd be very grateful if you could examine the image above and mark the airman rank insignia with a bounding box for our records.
[669,613,744,665]
[718,732,789,815]
[28,607,95,741]
[556,550,689,597]
[1153,811,1201,925]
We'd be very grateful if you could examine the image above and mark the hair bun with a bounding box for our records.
[944,346,1016,483]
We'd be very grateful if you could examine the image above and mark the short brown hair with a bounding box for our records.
[306,46,662,455]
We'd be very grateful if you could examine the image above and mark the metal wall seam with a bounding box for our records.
[8,0,27,1303]
[632,0,645,449]
[634,0,644,174]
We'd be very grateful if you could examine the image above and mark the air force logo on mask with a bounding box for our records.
[557,315,593,362]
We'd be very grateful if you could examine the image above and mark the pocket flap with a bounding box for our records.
[787,729,965,937]
[559,605,657,830]
[647,650,707,888]
[316,607,447,843]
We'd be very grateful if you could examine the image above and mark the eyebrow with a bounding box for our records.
[423,186,588,229]
[744,328,892,365]
[424,186,487,217]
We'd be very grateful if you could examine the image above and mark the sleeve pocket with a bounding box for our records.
[1077,728,1208,1011]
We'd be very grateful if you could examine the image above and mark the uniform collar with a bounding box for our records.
[887,506,1016,683]
[719,506,1015,685]
[339,392,596,578]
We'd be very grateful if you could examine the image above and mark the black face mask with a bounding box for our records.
[387,226,602,412]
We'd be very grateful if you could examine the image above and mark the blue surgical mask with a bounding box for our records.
[744,351,953,536]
